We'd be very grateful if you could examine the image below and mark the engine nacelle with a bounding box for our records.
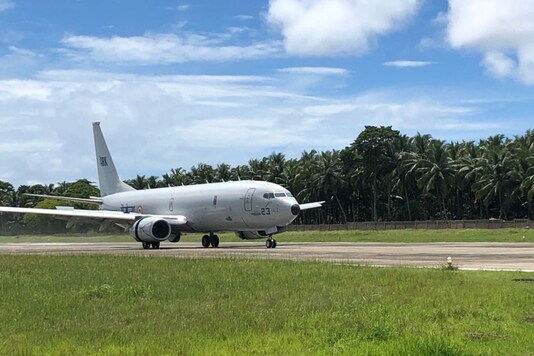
[130,217,171,243]
[235,231,269,240]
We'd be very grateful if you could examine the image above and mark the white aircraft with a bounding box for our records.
[0,122,323,249]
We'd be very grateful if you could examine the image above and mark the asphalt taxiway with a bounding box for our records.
[0,241,532,271]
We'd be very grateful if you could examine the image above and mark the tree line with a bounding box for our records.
[1,126,533,234]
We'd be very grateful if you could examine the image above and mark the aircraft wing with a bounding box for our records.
[0,206,187,230]
[23,193,103,205]
[299,201,325,210]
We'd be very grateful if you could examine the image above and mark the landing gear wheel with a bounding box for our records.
[265,238,277,249]
[152,242,160,249]
[142,242,150,249]
[210,234,219,248]
[201,235,210,248]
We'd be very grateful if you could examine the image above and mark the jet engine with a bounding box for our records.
[235,231,268,240]
[130,217,171,242]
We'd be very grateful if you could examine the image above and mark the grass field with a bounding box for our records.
[0,255,532,355]
[1,228,533,244]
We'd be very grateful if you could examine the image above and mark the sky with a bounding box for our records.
[1,0,533,186]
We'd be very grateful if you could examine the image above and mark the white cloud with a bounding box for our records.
[301,95,496,135]
[61,33,282,64]
[0,0,14,12]
[277,66,349,75]
[164,4,189,11]
[482,51,516,78]
[0,70,504,186]
[383,60,435,68]
[446,0,534,84]
[0,79,51,100]
[0,47,41,78]
[266,0,421,56]
[234,15,254,21]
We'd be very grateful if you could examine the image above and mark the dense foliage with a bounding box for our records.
[1,126,533,233]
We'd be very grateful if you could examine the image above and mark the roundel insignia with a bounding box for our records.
[137,205,143,214]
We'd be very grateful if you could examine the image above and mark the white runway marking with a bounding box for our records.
[0,242,532,272]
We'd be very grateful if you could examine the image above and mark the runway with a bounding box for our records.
[0,241,532,271]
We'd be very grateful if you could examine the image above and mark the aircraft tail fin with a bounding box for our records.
[92,122,135,197]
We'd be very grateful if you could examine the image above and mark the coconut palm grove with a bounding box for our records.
[1,126,534,234]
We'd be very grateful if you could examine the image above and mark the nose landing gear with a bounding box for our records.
[265,236,277,249]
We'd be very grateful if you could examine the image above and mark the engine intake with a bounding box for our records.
[130,217,171,242]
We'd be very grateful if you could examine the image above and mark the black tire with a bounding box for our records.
[142,242,150,249]
[265,239,272,248]
[271,239,277,248]
[211,234,219,248]
[153,242,160,249]
[201,235,210,248]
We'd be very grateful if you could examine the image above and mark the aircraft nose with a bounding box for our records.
[291,204,301,216]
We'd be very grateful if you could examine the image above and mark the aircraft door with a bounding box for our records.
[244,188,255,212]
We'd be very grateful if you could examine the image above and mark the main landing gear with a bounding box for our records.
[265,236,277,249]
[142,241,160,249]
[201,233,220,248]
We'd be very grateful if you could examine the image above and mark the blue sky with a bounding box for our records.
[0,0,533,186]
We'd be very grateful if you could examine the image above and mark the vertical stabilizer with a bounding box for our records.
[93,122,135,196]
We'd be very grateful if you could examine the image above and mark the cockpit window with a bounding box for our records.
[286,192,294,198]
[275,192,286,197]
[263,193,275,199]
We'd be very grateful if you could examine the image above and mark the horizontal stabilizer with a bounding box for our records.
[299,201,325,210]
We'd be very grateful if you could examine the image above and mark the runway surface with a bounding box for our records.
[0,241,532,271]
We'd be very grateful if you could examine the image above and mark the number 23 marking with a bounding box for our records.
[260,208,271,215]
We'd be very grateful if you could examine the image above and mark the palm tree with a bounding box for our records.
[414,140,456,216]
[266,152,285,184]
[126,175,148,190]
[393,151,417,221]
[473,147,522,219]
[297,150,321,223]
[522,162,534,219]
[230,165,252,181]
[215,163,232,182]
[190,163,215,184]
[248,158,269,181]
[312,150,347,223]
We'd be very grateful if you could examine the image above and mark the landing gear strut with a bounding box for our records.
[265,236,277,249]
[202,233,220,248]
[142,241,160,249]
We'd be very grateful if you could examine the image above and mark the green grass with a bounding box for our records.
[1,228,533,243]
[0,256,532,355]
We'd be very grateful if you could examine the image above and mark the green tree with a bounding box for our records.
[342,126,400,221]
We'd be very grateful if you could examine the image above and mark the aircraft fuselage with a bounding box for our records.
[101,180,300,233]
